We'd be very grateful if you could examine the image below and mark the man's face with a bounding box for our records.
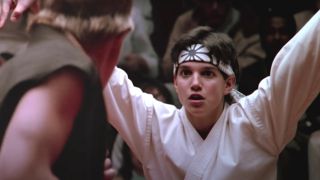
[264,16,292,57]
[174,62,231,119]
[194,0,230,28]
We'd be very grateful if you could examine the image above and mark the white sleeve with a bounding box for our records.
[242,10,320,153]
[103,67,155,161]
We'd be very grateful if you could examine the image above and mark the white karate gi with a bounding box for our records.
[104,11,320,180]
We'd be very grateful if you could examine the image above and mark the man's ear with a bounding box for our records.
[224,75,236,95]
[173,75,178,91]
[99,29,131,85]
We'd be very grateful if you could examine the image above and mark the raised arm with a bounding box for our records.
[0,68,84,179]
[103,67,173,163]
[244,10,320,153]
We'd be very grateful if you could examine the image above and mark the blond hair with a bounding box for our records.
[29,0,133,41]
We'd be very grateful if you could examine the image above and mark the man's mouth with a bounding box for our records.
[189,94,204,100]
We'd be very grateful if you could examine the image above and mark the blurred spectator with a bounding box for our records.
[118,0,159,78]
[294,0,320,30]
[233,2,266,95]
[150,0,188,60]
[259,8,297,72]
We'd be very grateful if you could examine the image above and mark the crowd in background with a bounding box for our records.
[0,0,319,179]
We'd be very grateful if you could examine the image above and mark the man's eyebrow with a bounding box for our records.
[203,66,217,69]
[179,65,188,68]
[178,65,191,70]
[201,66,219,72]
[178,65,219,70]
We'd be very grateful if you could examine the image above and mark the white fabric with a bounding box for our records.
[179,44,210,63]
[177,44,234,76]
[104,11,320,180]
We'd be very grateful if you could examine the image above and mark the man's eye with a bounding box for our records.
[180,69,192,77]
[201,70,214,77]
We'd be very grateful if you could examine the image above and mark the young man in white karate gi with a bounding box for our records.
[104,11,320,179]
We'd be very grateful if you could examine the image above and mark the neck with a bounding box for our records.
[197,124,215,139]
[65,32,113,85]
[187,101,225,139]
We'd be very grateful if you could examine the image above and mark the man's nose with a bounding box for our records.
[190,74,201,91]
[274,31,281,40]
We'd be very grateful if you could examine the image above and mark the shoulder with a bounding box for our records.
[11,25,97,83]
[0,26,99,107]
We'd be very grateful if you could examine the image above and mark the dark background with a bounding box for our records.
[150,0,316,59]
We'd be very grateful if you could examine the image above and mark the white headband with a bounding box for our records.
[174,44,234,76]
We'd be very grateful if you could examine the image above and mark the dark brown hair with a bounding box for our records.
[171,26,239,80]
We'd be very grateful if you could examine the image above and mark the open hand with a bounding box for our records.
[0,0,37,28]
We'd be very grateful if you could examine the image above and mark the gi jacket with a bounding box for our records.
[105,10,320,180]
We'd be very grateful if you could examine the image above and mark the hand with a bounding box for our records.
[0,0,37,28]
[104,157,116,180]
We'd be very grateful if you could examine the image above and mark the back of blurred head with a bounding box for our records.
[30,0,133,42]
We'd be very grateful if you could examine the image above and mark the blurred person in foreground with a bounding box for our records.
[0,0,133,179]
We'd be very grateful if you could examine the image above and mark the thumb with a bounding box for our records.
[0,0,11,27]
[10,0,34,22]
[10,3,26,21]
